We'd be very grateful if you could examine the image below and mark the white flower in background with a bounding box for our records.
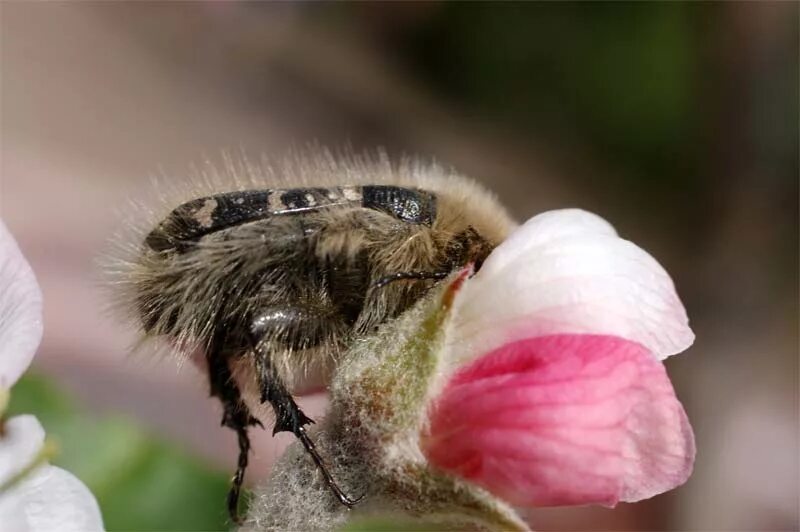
[0,220,103,532]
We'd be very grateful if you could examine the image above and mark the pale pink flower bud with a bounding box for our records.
[424,209,696,508]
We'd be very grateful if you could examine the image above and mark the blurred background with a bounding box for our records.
[1,2,797,530]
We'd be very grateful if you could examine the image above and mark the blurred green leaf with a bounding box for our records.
[8,373,235,531]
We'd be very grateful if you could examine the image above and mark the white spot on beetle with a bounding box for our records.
[305,193,317,207]
[342,187,362,202]
[193,198,218,228]
[269,191,285,212]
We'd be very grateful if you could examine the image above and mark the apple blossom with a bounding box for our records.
[423,209,696,509]
[0,220,104,531]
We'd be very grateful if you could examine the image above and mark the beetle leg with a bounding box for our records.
[206,353,262,524]
[248,321,363,508]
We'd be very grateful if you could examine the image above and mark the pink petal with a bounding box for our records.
[423,334,695,508]
[0,220,43,389]
[447,210,694,365]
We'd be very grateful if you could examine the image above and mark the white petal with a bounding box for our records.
[0,465,104,532]
[448,209,694,363]
[0,415,45,485]
[0,221,43,389]
[479,209,618,275]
